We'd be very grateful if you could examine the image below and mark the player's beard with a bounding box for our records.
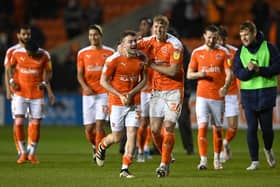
[20,38,29,45]
[207,41,216,49]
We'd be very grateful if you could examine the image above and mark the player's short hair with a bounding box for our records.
[240,20,257,34]
[89,24,103,35]
[16,25,31,33]
[139,17,153,27]
[120,30,137,42]
[204,24,219,33]
[218,25,228,39]
[25,39,39,52]
[153,15,169,27]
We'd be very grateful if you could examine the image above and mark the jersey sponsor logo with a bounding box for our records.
[86,65,103,71]
[201,66,221,73]
[119,75,138,82]
[34,60,42,64]
[85,54,91,59]
[154,60,166,65]
[19,67,39,74]
[199,55,205,59]
[120,61,126,66]
[173,51,180,60]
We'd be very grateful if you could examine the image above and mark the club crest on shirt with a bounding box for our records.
[215,53,223,60]
[173,51,180,60]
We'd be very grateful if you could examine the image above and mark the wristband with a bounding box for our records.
[9,78,14,84]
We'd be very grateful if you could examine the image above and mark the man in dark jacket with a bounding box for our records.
[233,20,280,170]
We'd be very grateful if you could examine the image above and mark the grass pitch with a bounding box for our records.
[0,126,279,187]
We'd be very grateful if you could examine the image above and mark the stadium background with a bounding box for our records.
[1,0,280,127]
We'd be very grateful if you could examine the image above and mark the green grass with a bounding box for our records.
[0,126,279,187]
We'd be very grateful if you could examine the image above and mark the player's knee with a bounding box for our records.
[30,119,40,126]
[164,126,175,134]
[112,133,123,143]
[15,117,24,126]
[85,124,94,133]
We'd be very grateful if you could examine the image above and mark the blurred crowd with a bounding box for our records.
[1,0,280,92]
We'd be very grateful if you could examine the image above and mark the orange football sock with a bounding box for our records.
[197,126,208,157]
[95,132,106,152]
[213,126,223,153]
[161,131,175,164]
[13,126,21,153]
[28,123,40,156]
[137,126,147,153]
[144,126,152,147]
[15,125,26,153]
[29,123,40,143]
[151,131,163,154]
[15,125,25,141]
[122,155,133,166]
[225,128,237,142]
[85,129,96,145]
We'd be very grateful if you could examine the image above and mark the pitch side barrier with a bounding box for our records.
[188,93,280,129]
[2,93,83,126]
[1,93,280,128]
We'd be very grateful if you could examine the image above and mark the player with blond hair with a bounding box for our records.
[137,15,184,177]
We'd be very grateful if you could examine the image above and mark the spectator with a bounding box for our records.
[251,0,270,39]
[206,0,225,26]
[64,0,84,39]
[29,19,46,48]
[84,0,103,27]
[63,42,80,91]
[170,0,205,38]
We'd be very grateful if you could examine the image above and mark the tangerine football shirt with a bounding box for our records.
[77,45,114,95]
[101,52,145,106]
[189,44,230,100]
[137,34,184,91]
[10,48,52,99]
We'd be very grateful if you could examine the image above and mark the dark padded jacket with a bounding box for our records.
[233,32,280,111]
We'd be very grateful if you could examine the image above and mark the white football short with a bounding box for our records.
[13,94,45,119]
[140,92,151,117]
[109,105,141,132]
[195,96,224,127]
[150,89,182,123]
[82,94,108,125]
[224,94,239,117]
